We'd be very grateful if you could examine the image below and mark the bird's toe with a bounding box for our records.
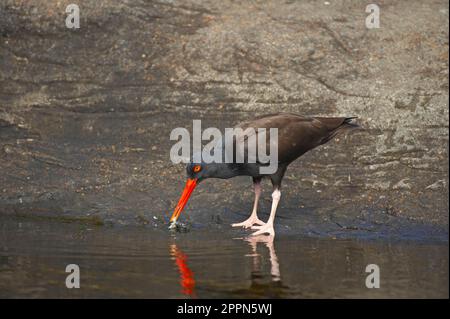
[253,219,265,226]
[231,221,249,228]
[250,225,275,237]
[232,216,265,229]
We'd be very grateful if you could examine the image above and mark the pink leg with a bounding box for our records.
[251,188,280,237]
[232,180,265,228]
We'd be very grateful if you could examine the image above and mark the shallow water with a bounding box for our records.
[0,216,447,298]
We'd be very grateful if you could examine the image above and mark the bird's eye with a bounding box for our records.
[193,165,201,173]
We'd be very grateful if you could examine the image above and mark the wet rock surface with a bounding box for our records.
[0,0,448,240]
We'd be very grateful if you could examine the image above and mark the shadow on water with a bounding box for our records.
[0,216,448,298]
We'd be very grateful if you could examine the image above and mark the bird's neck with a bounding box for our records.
[210,163,244,179]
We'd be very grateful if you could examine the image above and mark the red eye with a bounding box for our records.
[193,165,201,173]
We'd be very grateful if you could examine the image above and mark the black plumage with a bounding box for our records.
[171,113,359,236]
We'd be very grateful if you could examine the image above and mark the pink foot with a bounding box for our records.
[232,215,265,229]
[250,223,275,237]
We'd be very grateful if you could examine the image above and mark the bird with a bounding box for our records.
[169,112,359,237]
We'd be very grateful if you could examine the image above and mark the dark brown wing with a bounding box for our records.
[237,113,358,164]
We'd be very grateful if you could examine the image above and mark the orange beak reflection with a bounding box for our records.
[170,244,196,297]
[169,178,198,224]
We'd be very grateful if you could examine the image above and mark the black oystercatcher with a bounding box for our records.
[169,113,358,236]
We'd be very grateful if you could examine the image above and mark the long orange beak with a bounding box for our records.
[169,178,198,223]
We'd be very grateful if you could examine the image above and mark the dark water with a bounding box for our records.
[0,216,447,298]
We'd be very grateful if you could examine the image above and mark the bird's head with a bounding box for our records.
[186,162,207,181]
[169,161,237,225]
[169,162,211,225]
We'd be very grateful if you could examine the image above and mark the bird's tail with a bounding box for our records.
[319,117,360,145]
[340,117,360,130]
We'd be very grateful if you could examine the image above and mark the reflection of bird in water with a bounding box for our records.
[245,235,280,282]
[234,235,289,298]
[170,244,196,298]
